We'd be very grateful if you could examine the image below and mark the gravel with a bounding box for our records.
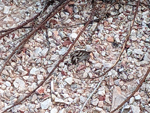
[0,0,150,112]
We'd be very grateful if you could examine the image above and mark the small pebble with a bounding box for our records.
[107,17,113,23]
[80,96,87,103]
[5,81,11,87]
[50,108,58,113]
[41,99,52,109]
[135,95,141,100]
[97,87,105,96]
[57,47,68,55]
[3,6,11,14]
[30,67,39,75]
[70,33,77,40]
[59,108,66,113]
[65,77,73,85]
[107,36,114,42]
[128,74,134,80]
[91,98,99,106]
[13,78,25,91]
[129,97,134,104]
[95,107,105,113]
[98,101,103,107]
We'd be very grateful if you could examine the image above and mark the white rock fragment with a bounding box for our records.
[83,67,91,78]
[31,94,37,102]
[107,17,113,23]
[93,51,99,58]
[95,107,105,113]
[5,81,11,87]
[51,80,54,92]
[94,63,102,69]
[98,32,104,40]
[34,47,42,56]
[3,16,13,22]
[37,75,43,80]
[98,101,103,107]
[144,52,150,62]
[105,95,111,104]
[18,104,28,112]
[2,70,9,76]
[128,74,134,80]
[57,47,68,55]
[131,36,137,41]
[59,31,66,38]
[28,83,37,91]
[61,94,69,98]
[115,36,120,43]
[59,108,66,113]
[48,30,52,36]
[41,99,51,109]
[91,22,97,31]
[73,6,79,13]
[41,48,48,56]
[51,54,59,60]
[17,66,27,75]
[74,15,80,19]
[112,86,125,111]
[50,108,58,113]
[124,105,130,109]
[80,96,87,103]
[65,19,71,23]
[30,67,39,75]
[60,12,67,18]
[98,24,104,33]
[91,98,99,106]
[1,84,6,90]
[131,29,137,36]
[22,70,28,76]
[3,6,11,14]
[130,105,140,113]
[86,45,93,52]
[135,95,141,100]
[47,67,53,73]
[98,87,105,96]
[13,78,25,91]
[102,62,112,68]
[129,97,134,104]
[114,4,119,10]
[111,24,117,29]
[68,98,73,104]
[77,89,84,94]
[65,77,73,85]
[119,68,124,72]
[133,49,143,55]
[88,72,93,78]
[70,33,77,41]
[55,98,69,104]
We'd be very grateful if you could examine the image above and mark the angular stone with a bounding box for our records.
[91,98,99,106]
[65,77,73,85]
[50,108,58,113]
[13,78,25,91]
[41,99,52,109]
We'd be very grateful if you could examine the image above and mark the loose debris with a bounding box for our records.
[0,0,150,113]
